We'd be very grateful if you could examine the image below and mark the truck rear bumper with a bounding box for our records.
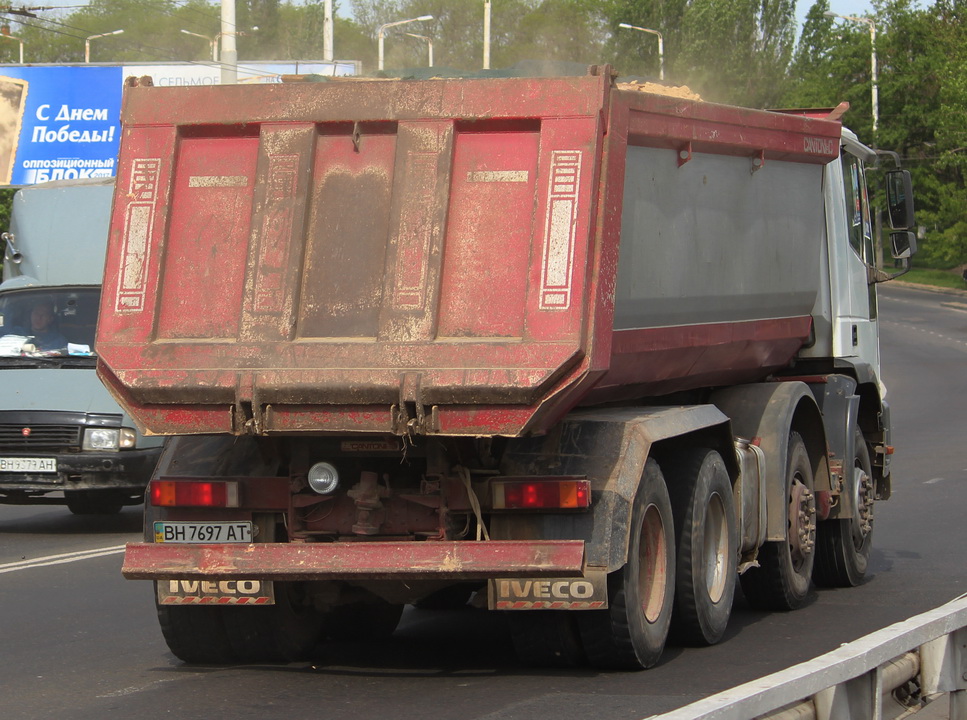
[122,540,587,582]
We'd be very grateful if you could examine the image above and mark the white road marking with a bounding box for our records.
[0,545,126,574]
[924,478,945,485]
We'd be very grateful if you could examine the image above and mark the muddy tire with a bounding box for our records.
[815,431,874,587]
[578,458,675,670]
[741,432,816,611]
[217,582,325,662]
[667,449,737,646]
[156,591,239,664]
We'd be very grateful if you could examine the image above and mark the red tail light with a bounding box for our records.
[150,480,239,508]
[492,478,591,510]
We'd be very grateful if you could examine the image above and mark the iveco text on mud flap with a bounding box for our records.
[489,571,609,610]
[157,578,276,605]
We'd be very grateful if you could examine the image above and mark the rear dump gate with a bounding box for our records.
[98,75,610,437]
[97,72,842,439]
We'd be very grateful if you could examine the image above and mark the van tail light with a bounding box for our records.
[150,480,239,508]
[492,477,591,510]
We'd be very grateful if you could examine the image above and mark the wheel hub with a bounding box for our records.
[788,478,816,568]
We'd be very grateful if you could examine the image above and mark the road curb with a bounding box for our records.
[891,280,967,298]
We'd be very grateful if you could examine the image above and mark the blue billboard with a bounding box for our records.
[0,66,122,185]
[0,61,357,186]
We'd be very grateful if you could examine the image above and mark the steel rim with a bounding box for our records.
[788,473,816,572]
[640,502,668,624]
[851,463,874,548]
[704,492,729,603]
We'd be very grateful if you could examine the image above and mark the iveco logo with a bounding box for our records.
[21,428,31,437]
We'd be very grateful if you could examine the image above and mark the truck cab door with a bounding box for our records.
[831,148,880,374]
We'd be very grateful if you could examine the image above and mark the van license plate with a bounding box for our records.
[0,457,56,473]
[154,521,253,544]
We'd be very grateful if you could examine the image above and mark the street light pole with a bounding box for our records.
[377,15,433,71]
[323,0,333,63]
[405,32,433,67]
[220,0,237,84]
[825,11,878,135]
[483,0,491,70]
[181,29,218,61]
[618,23,664,81]
[0,32,23,64]
[85,29,124,64]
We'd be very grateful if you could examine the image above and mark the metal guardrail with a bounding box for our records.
[646,594,967,720]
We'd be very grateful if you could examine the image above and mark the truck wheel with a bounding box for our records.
[508,611,586,667]
[814,431,874,587]
[741,432,816,611]
[667,449,737,646]
[156,593,239,664]
[323,597,405,642]
[65,489,124,515]
[220,582,326,662]
[578,458,675,670]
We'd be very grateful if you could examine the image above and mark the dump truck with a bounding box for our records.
[99,67,917,668]
[0,179,163,514]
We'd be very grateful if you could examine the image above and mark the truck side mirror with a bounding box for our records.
[890,231,917,260]
[886,170,915,230]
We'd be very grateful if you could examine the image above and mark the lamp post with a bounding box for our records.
[406,32,434,68]
[377,15,433,71]
[323,0,333,62]
[483,0,491,70]
[825,11,878,135]
[0,29,23,64]
[181,29,218,61]
[85,29,124,64]
[618,22,664,81]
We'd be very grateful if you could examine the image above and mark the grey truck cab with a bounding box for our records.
[0,179,162,514]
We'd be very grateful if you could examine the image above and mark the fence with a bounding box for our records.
[646,594,967,720]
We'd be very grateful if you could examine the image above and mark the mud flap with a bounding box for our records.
[488,570,608,610]
[157,578,276,605]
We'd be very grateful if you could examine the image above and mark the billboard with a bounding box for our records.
[0,61,357,186]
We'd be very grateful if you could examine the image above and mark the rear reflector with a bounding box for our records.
[492,478,591,510]
[150,480,240,508]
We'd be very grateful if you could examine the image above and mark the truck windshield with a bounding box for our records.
[0,287,100,357]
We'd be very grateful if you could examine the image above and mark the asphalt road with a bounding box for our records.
[2,282,966,720]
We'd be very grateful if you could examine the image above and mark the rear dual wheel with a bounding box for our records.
[577,459,676,670]
[156,581,325,664]
[667,449,737,646]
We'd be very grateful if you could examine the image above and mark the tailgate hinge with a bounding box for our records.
[392,372,439,436]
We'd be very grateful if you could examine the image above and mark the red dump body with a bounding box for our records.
[96,72,841,438]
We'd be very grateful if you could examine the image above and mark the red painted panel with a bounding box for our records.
[156,134,257,339]
[300,127,397,339]
[98,125,176,344]
[438,127,539,338]
[122,540,586,581]
[592,317,813,399]
[621,91,841,164]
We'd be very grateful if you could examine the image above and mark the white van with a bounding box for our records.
[0,178,162,514]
